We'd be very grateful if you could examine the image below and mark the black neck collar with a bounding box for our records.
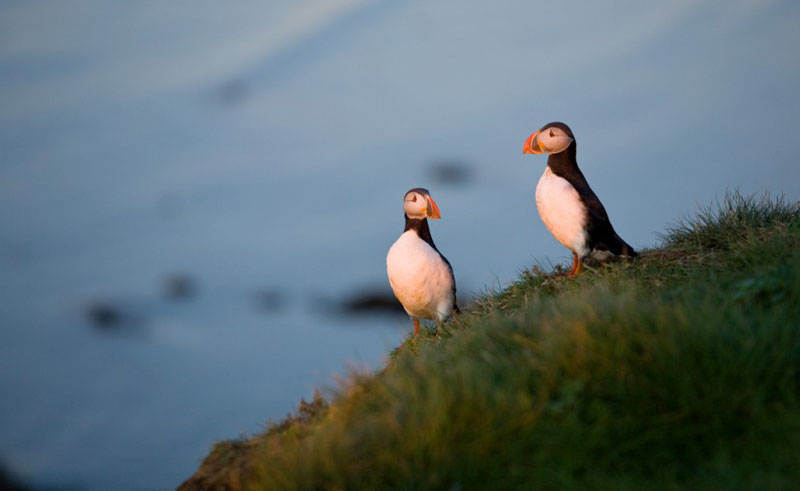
[546,142,579,178]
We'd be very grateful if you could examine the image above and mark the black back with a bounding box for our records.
[404,214,460,313]
[541,122,637,257]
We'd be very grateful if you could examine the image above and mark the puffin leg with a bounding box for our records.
[570,257,584,277]
[413,318,420,336]
[569,252,579,275]
[555,252,579,277]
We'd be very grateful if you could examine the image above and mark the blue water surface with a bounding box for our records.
[1,1,799,489]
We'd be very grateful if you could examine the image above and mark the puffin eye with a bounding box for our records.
[549,129,555,137]
[412,194,417,202]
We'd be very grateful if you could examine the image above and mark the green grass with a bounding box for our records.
[180,191,800,491]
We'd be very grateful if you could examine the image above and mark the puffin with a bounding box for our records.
[523,122,636,276]
[386,188,458,335]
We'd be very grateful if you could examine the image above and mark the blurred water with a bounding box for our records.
[1,0,799,489]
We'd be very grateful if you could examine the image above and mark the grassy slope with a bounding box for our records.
[180,193,800,491]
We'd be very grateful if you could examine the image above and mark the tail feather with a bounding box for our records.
[614,233,637,258]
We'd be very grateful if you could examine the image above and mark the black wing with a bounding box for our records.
[438,252,460,314]
[562,169,637,257]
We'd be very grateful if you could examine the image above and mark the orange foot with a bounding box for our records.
[555,252,583,277]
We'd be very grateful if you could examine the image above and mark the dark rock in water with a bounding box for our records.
[254,288,287,313]
[313,286,474,322]
[218,79,249,106]
[428,159,473,185]
[339,288,405,315]
[0,462,29,491]
[163,274,196,300]
[87,302,123,329]
[85,301,143,332]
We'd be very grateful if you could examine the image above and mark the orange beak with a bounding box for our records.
[523,130,543,154]
[426,195,441,219]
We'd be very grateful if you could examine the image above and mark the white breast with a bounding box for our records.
[535,167,589,258]
[386,231,455,322]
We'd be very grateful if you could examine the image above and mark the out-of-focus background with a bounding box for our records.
[1,0,798,489]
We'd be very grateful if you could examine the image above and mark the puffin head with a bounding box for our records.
[523,122,575,155]
[403,188,441,219]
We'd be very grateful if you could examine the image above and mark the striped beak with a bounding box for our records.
[426,195,441,219]
[523,130,543,154]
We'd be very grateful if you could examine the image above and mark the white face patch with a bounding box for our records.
[403,192,428,218]
[538,127,574,154]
